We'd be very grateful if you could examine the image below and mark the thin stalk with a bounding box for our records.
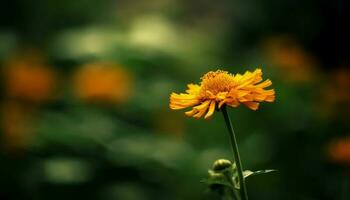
[221,106,248,200]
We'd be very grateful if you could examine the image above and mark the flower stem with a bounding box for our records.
[221,106,248,200]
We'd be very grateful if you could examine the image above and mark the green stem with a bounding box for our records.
[221,106,248,200]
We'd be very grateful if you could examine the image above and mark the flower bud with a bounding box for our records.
[212,159,232,172]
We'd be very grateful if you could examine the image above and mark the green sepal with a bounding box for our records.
[202,169,234,188]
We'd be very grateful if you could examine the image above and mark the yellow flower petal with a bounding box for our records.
[256,79,272,88]
[204,101,216,119]
[186,83,201,94]
[243,102,259,110]
[218,100,227,108]
[192,101,211,118]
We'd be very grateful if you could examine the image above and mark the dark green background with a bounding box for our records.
[1,0,349,199]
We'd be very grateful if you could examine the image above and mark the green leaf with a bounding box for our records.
[232,169,277,189]
[243,169,277,179]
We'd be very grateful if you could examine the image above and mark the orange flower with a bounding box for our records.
[263,36,316,82]
[1,102,34,151]
[73,62,132,104]
[319,68,350,119]
[329,137,350,165]
[169,69,275,119]
[327,68,350,103]
[3,51,56,103]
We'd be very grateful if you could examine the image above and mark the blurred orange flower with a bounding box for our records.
[329,137,350,165]
[263,36,317,82]
[320,68,350,119]
[327,68,350,102]
[73,62,132,104]
[170,69,275,119]
[1,102,34,151]
[3,51,57,103]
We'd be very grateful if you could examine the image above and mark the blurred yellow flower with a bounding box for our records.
[328,137,350,165]
[169,69,275,119]
[73,62,132,104]
[4,51,57,103]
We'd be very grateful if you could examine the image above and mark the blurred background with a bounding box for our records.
[0,0,349,199]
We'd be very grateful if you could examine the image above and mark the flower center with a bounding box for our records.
[199,70,235,98]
